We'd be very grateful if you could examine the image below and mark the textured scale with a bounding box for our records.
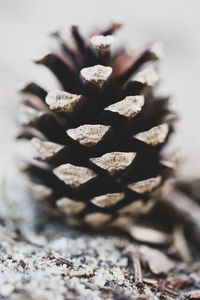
[17,21,177,228]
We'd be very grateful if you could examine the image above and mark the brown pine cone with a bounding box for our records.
[16,21,177,228]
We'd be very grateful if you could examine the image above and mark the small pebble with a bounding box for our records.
[19,259,26,269]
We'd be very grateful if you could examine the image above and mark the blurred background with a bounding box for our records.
[0,0,200,196]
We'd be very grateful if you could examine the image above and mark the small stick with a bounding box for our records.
[132,252,143,284]
[173,224,192,263]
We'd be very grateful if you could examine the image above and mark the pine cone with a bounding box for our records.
[16,21,177,228]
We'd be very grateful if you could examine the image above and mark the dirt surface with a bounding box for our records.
[1,218,200,300]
